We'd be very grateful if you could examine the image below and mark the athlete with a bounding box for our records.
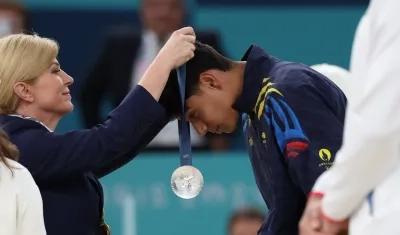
[160,42,347,235]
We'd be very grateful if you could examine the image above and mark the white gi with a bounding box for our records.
[311,0,400,234]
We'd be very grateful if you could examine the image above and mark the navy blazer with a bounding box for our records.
[0,86,168,235]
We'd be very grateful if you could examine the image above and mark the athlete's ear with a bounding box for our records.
[199,71,221,90]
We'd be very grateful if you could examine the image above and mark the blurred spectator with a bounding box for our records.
[0,1,27,37]
[227,207,265,235]
[80,0,229,151]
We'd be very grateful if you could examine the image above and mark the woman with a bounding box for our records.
[0,27,195,235]
[0,129,46,235]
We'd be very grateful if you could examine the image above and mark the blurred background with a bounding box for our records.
[1,0,367,234]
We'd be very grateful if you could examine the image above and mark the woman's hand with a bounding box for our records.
[137,27,196,100]
[157,27,196,70]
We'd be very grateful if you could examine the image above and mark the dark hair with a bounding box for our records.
[159,41,233,119]
[0,129,19,173]
[227,207,265,233]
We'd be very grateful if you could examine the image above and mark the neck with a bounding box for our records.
[13,106,60,131]
[231,61,247,100]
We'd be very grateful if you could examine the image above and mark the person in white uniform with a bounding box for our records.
[299,0,400,234]
[0,129,46,235]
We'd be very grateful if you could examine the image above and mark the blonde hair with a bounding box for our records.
[0,34,59,114]
[0,129,19,174]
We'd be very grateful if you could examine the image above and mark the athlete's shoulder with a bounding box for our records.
[270,62,318,88]
[257,63,318,118]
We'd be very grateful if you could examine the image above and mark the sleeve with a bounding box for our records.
[311,1,400,221]
[16,167,47,235]
[17,85,167,182]
[92,116,168,178]
[79,39,112,128]
[265,80,344,194]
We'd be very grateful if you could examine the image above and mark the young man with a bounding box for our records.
[160,42,347,235]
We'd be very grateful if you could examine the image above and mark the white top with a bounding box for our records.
[0,159,46,235]
[312,0,400,221]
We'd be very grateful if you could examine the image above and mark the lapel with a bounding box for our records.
[86,173,104,221]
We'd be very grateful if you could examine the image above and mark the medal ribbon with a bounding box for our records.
[176,65,192,166]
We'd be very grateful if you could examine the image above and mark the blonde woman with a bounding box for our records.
[0,27,195,235]
[0,129,46,235]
